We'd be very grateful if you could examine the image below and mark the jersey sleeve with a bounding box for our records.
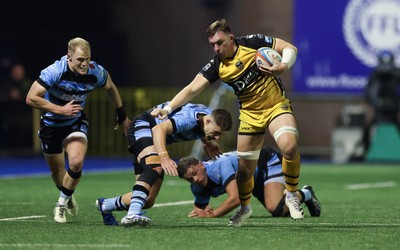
[89,61,108,87]
[236,34,276,50]
[199,56,221,84]
[218,158,237,188]
[38,60,64,89]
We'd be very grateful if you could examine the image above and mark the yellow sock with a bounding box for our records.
[237,176,254,206]
[282,154,301,192]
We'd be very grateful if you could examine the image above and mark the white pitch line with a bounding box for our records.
[0,243,130,248]
[0,215,46,221]
[0,201,193,221]
[152,200,193,207]
[345,181,396,190]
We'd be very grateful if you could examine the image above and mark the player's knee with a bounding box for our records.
[137,168,162,186]
[270,197,286,217]
[67,155,84,171]
[67,168,82,179]
[274,126,299,159]
[138,154,165,175]
[143,198,155,209]
[280,144,298,160]
[237,150,261,160]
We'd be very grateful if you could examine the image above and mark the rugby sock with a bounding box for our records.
[58,187,74,205]
[58,193,70,206]
[299,188,311,202]
[238,176,254,206]
[282,154,300,192]
[127,185,149,217]
[103,196,128,213]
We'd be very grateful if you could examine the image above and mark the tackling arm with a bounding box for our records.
[151,74,210,119]
[152,120,178,176]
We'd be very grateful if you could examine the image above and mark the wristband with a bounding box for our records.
[281,48,297,69]
[115,105,127,125]
[158,151,169,157]
[163,105,172,115]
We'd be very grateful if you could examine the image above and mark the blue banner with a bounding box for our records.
[293,0,400,94]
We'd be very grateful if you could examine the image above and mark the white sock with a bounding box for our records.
[241,205,251,212]
[58,196,69,206]
[286,191,296,199]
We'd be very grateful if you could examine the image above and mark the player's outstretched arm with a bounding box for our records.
[152,74,210,120]
[207,180,240,218]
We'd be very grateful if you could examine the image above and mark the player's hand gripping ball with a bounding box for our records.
[255,47,282,67]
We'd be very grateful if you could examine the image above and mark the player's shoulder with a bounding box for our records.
[183,103,211,114]
[40,56,68,82]
[236,34,274,49]
[47,55,68,72]
[88,60,106,74]
[207,154,235,170]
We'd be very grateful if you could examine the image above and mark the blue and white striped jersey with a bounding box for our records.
[37,55,108,127]
[153,102,211,144]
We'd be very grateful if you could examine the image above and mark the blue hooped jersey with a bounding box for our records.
[191,149,283,207]
[151,102,211,144]
[37,55,108,127]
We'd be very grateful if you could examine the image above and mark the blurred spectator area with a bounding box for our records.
[1,1,372,159]
[21,87,364,159]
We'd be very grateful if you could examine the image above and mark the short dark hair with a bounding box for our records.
[211,109,232,132]
[206,19,232,37]
[177,156,200,178]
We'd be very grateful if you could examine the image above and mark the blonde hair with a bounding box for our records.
[68,37,91,54]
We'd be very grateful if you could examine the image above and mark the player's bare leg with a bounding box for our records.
[228,134,264,227]
[269,114,304,220]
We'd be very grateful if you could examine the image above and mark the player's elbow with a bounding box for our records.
[25,95,34,107]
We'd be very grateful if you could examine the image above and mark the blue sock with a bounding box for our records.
[127,191,147,217]
[301,188,312,202]
[104,196,128,213]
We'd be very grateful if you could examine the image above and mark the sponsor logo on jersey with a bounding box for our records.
[343,0,400,67]
[281,105,289,111]
[202,60,213,72]
[235,60,244,69]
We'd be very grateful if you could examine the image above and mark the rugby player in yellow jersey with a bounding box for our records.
[151,19,303,226]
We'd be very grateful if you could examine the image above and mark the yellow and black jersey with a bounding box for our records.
[200,34,287,112]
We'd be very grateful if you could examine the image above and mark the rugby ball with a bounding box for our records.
[255,47,282,67]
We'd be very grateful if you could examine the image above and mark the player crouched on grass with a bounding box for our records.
[177,146,321,227]
[95,102,232,226]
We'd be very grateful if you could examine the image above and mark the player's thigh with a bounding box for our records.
[137,145,157,160]
[44,152,66,172]
[237,133,264,152]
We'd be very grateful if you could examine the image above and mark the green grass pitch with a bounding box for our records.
[1,163,399,249]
